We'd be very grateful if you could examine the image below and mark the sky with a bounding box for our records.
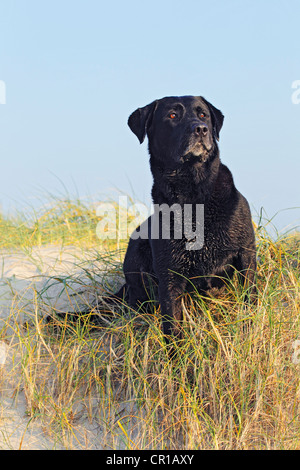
[0,0,299,234]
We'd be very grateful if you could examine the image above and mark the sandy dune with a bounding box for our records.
[0,245,134,450]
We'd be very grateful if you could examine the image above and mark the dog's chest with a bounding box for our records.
[188,233,233,274]
[159,225,235,278]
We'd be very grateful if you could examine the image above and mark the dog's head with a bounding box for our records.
[128,96,224,168]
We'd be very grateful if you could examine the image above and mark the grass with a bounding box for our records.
[0,196,299,449]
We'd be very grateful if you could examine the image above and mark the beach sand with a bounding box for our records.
[0,245,139,450]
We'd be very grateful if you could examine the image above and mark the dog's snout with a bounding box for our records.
[192,122,208,137]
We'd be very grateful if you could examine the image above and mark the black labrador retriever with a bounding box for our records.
[113,95,257,338]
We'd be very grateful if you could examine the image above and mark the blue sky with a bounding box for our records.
[0,0,299,233]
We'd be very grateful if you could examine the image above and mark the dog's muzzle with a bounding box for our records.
[191,121,209,138]
[182,123,213,160]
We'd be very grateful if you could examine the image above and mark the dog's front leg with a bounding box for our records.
[158,275,187,339]
[150,235,187,339]
[236,246,257,303]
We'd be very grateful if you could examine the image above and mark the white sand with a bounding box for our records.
[0,245,137,450]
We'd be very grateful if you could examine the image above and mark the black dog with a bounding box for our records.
[112,95,256,338]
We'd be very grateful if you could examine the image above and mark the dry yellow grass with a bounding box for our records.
[0,198,299,449]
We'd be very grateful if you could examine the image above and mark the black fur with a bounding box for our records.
[113,95,257,338]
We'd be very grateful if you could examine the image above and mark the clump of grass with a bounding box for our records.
[0,198,95,250]
[0,197,300,449]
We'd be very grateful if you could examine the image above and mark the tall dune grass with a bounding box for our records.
[0,197,299,449]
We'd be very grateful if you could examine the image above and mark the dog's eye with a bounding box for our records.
[169,113,177,119]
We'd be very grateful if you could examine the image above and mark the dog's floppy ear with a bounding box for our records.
[200,97,224,141]
[128,100,158,144]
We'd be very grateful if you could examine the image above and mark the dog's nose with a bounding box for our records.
[193,123,208,136]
